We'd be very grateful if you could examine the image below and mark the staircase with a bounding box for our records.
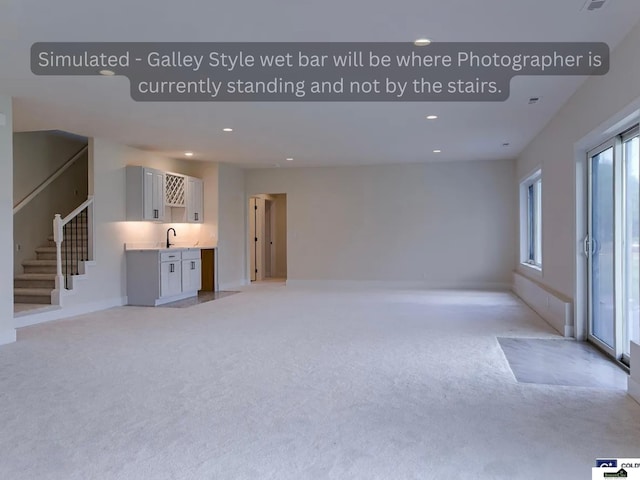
[13,205,91,307]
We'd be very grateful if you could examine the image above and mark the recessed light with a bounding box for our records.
[286,157,294,161]
[433,149,442,153]
[99,69,115,76]
[414,38,432,47]
[223,127,233,132]
[426,115,438,120]
[184,152,194,157]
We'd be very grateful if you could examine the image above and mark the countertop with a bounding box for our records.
[124,243,217,251]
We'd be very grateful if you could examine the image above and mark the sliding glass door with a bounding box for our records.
[587,127,639,364]
[588,143,616,354]
[623,132,640,360]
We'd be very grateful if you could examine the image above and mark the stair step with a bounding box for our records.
[14,273,56,289]
[22,260,58,267]
[35,247,87,261]
[35,247,57,260]
[14,288,52,305]
[22,259,67,274]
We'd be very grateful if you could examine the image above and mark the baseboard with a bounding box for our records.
[0,328,16,345]
[629,377,640,406]
[15,296,127,328]
[512,272,573,337]
[284,279,512,290]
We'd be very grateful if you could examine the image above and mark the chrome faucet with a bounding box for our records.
[166,228,176,248]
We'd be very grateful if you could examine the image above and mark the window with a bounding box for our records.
[520,170,542,269]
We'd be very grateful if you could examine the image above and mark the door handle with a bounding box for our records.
[583,235,598,257]
[583,235,590,257]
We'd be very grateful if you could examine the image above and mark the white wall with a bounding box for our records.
[246,160,515,287]
[60,138,219,310]
[13,131,85,204]
[218,163,247,289]
[0,96,16,344]
[516,20,640,300]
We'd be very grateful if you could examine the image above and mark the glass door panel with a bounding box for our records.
[589,146,616,349]
[624,135,640,356]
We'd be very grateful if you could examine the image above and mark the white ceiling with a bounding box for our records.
[1,0,640,167]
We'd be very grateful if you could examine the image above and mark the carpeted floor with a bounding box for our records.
[0,285,638,480]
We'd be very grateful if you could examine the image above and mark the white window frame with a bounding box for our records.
[520,169,542,271]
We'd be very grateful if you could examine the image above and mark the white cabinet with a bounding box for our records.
[181,249,202,292]
[126,166,165,221]
[127,166,203,224]
[126,248,201,306]
[160,255,182,298]
[186,177,204,223]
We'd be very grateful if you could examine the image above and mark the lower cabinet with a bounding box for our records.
[181,259,202,292]
[126,248,201,306]
[161,259,182,297]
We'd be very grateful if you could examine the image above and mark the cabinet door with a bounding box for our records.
[160,261,182,297]
[142,168,165,221]
[187,177,204,223]
[142,169,155,220]
[182,259,202,292]
[152,169,166,222]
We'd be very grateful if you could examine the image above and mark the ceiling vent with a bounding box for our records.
[582,0,607,11]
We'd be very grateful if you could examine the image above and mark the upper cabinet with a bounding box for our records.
[186,177,204,223]
[126,166,166,222]
[126,166,204,223]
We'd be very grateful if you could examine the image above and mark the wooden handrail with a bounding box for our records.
[61,195,94,226]
[13,145,89,215]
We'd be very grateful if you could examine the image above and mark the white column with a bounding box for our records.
[0,96,16,344]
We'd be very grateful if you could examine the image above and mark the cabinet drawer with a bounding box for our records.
[160,251,182,262]
[181,249,201,260]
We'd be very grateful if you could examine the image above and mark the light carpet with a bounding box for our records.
[0,285,639,480]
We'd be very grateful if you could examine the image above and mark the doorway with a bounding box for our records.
[249,194,287,282]
[586,126,639,365]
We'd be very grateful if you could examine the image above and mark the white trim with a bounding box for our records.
[519,262,543,278]
[519,168,543,269]
[285,279,512,290]
[0,329,16,345]
[15,296,127,328]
